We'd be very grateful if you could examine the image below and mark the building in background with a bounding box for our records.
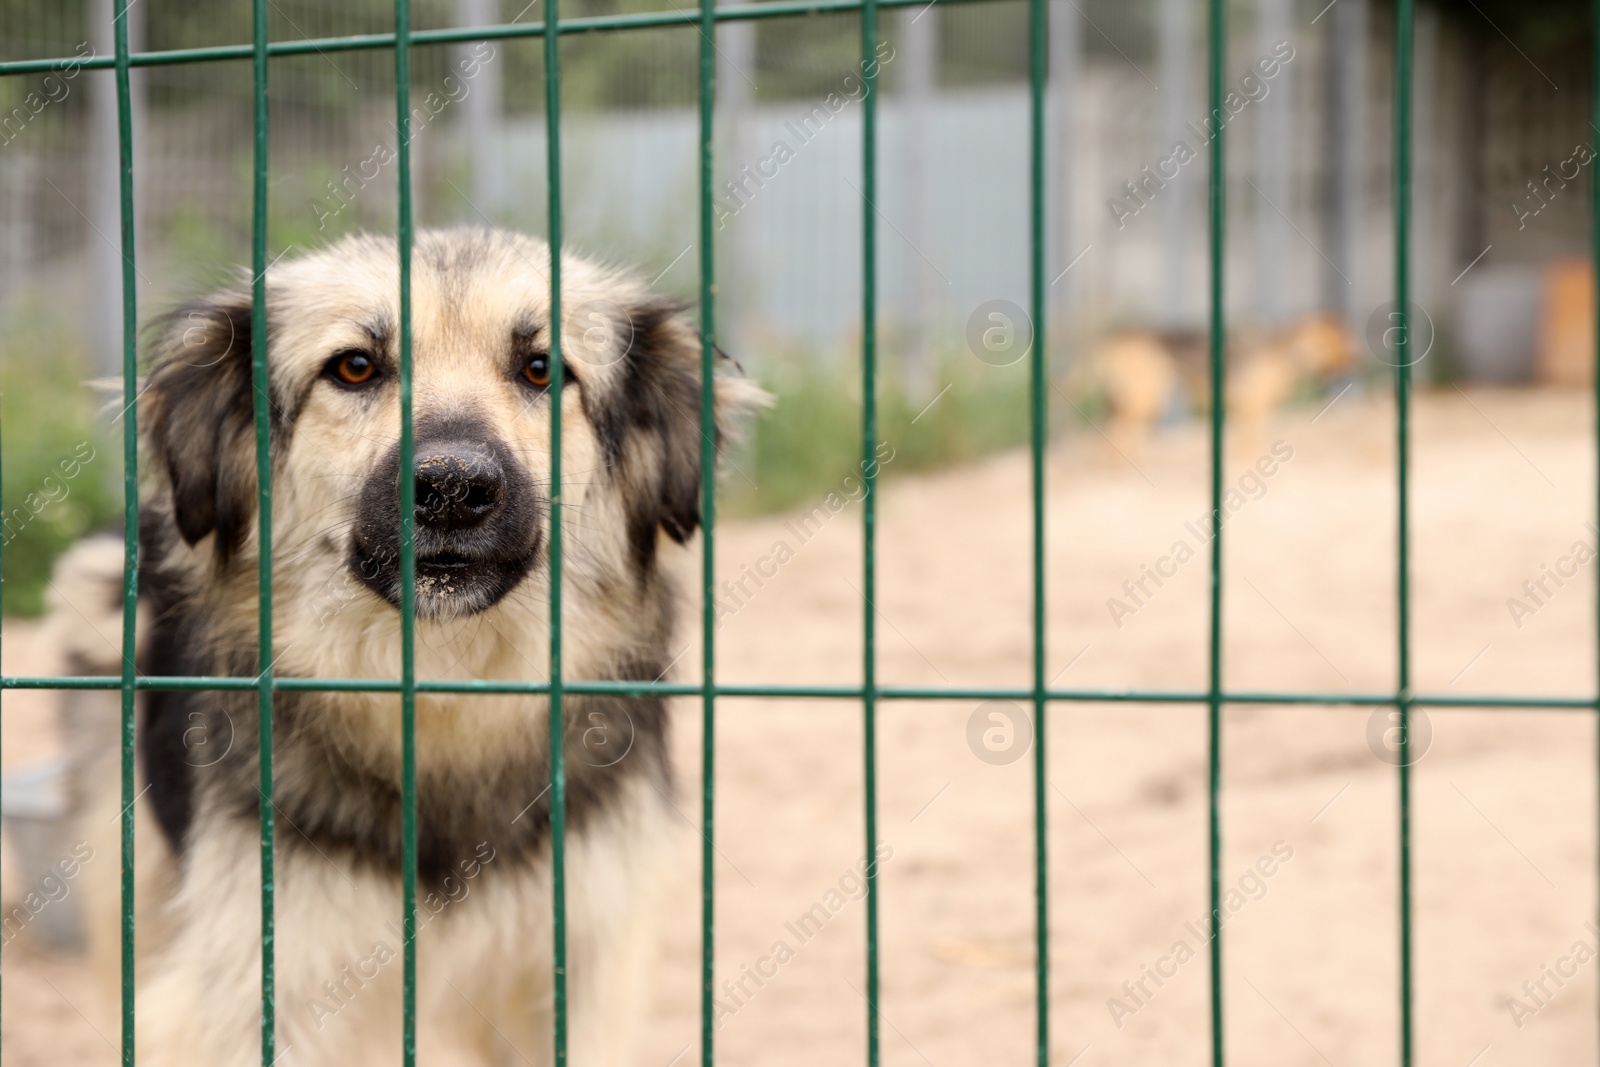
[0,0,1591,387]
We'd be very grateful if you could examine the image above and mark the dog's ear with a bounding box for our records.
[142,288,261,566]
[601,299,769,571]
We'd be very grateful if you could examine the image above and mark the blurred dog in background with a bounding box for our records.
[1089,310,1358,461]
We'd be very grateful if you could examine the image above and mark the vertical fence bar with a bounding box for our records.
[392,0,419,1062]
[696,0,717,1060]
[1594,0,1600,1051]
[1027,0,1049,1060]
[1394,1,1415,1064]
[249,1,276,1062]
[1203,0,1228,1062]
[113,0,140,1061]
[859,0,880,1061]
[1205,0,1226,1062]
[544,0,569,1057]
[0,377,4,1067]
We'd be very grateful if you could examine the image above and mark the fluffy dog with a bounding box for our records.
[72,228,766,1066]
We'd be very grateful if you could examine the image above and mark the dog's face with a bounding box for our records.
[143,229,763,631]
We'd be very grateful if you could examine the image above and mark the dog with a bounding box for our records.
[1090,310,1357,460]
[67,228,767,1065]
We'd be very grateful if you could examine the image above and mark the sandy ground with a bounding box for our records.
[5,386,1600,1066]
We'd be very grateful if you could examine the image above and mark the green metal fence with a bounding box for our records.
[0,0,1586,1065]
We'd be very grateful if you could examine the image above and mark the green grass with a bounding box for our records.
[1,307,119,617]
[724,341,1069,517]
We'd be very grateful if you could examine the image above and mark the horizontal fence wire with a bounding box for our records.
[0,0,1009,76]
[8,674,1594,709]
[0,1,1589,1065]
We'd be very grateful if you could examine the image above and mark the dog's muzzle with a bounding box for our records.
[351,417,543,618]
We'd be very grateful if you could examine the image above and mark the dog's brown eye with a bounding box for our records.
[330,350,377,386]
[522,353,551,388]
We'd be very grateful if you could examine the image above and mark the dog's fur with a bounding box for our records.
[73,228,765,1065]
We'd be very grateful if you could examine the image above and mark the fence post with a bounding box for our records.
[1157,0,1192,326]
[89,0,145,383]
[1323,0,1368,320]
[1254,0,1292,325]
[456,0,507,218]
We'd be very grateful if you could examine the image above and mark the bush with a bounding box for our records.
[723,341,1068,517]
[1,311,119,617]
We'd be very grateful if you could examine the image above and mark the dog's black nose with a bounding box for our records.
[414,445,505,530]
